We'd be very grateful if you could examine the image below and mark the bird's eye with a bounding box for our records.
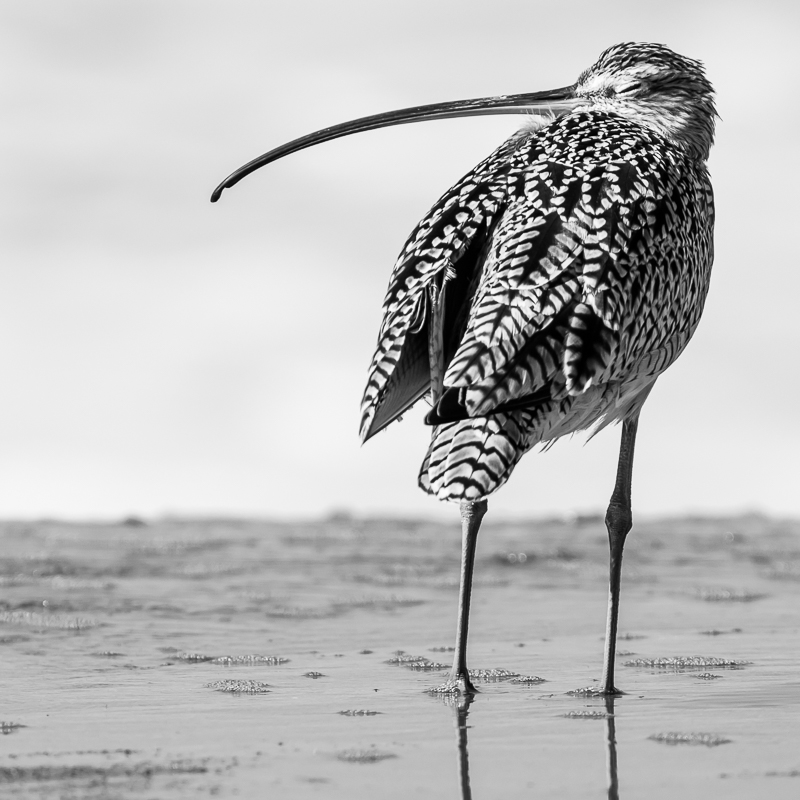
[617,81,642,95]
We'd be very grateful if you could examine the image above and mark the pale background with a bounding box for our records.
[1,0,797,520]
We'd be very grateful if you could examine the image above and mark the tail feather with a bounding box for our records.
[418,375,657,503]
[419,411,541,501]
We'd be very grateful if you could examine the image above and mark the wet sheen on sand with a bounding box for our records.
[1,515,799,798]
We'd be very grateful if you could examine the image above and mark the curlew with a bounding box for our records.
[212,43,716,695]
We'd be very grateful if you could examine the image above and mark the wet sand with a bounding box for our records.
[1,514,799,798]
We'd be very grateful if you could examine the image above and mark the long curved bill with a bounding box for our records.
[211,85,578,202]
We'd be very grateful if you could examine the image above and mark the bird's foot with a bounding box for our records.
[427,671,478,696]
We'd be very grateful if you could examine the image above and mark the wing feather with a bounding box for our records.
[358,136,522,440]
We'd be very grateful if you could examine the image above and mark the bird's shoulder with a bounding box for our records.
[383,111,709,320]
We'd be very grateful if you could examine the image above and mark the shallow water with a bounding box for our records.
[1,514,799,798]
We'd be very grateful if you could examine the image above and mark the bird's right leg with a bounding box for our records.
[600,414,640,695]
[436,499,487,695]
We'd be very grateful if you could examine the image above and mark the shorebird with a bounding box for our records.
[212,42,716,695]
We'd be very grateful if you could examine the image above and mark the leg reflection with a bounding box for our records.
[442,694,619,800]
[451,694,473,800]
[604,696,619,800]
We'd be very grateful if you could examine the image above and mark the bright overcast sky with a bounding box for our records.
[1,0,798,520]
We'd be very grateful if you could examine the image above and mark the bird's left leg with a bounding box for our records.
[600,413,640,695]
[434,499,487,695]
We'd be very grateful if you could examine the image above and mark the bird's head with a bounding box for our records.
[211,42,716,202]
[573,43,716,160]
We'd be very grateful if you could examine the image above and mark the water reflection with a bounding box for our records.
[445,694,620,800]
[604,697,619,800]
[453,696,473,800]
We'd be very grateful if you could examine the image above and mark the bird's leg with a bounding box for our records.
[435,499,487,695]
[600,414,640,695]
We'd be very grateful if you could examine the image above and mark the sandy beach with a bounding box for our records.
[1,514,799,798]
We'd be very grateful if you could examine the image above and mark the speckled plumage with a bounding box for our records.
[359,43,716,502]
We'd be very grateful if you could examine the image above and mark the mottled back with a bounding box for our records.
[360,46,715,502]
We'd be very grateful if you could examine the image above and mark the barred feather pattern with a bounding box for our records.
[361,109,714,502]
[358,139,516,438]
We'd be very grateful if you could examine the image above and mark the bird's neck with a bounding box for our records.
[581,97,716,161]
